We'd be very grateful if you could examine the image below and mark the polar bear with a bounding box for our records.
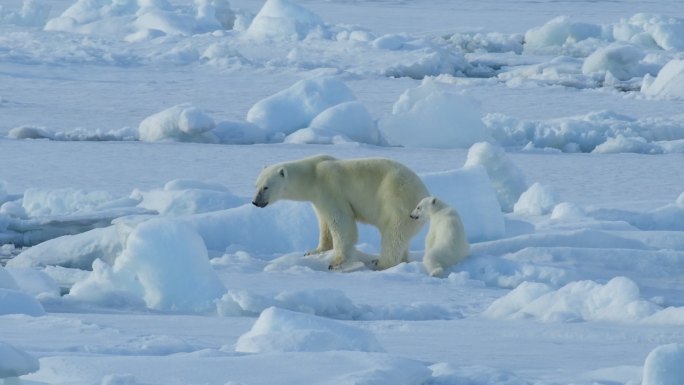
[410,196,470,277]
[252,154,429,270]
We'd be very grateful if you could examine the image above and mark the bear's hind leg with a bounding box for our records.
[376,216,424,270]
[376,229,408,270]
[423,252,444,277]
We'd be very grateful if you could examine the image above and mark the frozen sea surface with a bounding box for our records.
[2,0,684,384]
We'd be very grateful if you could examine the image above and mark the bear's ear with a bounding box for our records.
[278,167,286,178]
[431,197,437,205]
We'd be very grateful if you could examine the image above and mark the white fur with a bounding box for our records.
[253,154,429,270]
[411,196,470,277]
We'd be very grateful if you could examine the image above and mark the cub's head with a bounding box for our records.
[252,164,288,208]
[410,196,440,220]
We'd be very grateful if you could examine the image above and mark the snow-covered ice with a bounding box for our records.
[642,343,684,385]
[2,0,684,384]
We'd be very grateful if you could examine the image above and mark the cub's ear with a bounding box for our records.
[431,197,437,205]
[278,168,286,177]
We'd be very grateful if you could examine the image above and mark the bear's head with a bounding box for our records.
[410,196,439,220]
[252,164,288,208]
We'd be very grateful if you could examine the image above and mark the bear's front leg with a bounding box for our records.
[324,204,358,270]
[305,206,334,256]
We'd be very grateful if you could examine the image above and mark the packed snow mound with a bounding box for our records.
[421,166,506,242]
[0,266,19,291]
[581,44,652,81]
[0,267,43,316]
[21,188,115,217]
[483,277,662,323]
[642,343,684,385]
[0,342,40,378]
[484,110,684,153]
[0,184,150,249]
[524,13,684,58]
[7,76,382,146]
[641,59,684,99]
[235,306,385,353]
[592,135,665,155]
[246,76,357,140]
[138,104,216,142]
[513,183,559,216]
[285,101,384,145]
[132,179,246,215]
[183,201,319,254]
[524,16,604,53]
[69,218,226,312]
[7,125,138,142]
[0,288,46,316]
[8,226,124,269]
[379,78,489,148]
[245,0,325,41]
[5,267,60,297]
[465,142,527,213]
[613,14,684,51]
[44,0,235,39]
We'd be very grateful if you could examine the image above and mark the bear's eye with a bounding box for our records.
[263,186,269,191]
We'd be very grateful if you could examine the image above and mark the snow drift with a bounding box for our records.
[235,306,385,353]
[68,218,226,312]
[642,343,684,385]
[379,78,489,148]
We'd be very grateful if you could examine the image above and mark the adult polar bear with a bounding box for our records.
[252,154,429,270]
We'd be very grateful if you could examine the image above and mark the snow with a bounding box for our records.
[0,287,46,316]
[421,166,506,242]
[246,75,357,141]
[234,306,385,353]
[465,142,528,212]
[581,43,652,81]
[43,0,234,39]
[245,0,324,41]
[523,16,604,53]
[641,59,684,99]
[285,101,384,145]
[642,343,684,385]
[613,14,684,51]
[137,103,216,143]
[132,179,246,215]
[2,0,684,384]
[379,77,488,148]
[0,341,39,378]
[513,182,560,216]
[68,218,226,312]
[483,276,661,322]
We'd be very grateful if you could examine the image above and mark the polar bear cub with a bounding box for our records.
[410,196,470,277]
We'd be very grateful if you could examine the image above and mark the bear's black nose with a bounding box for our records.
[252,200,267,208]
